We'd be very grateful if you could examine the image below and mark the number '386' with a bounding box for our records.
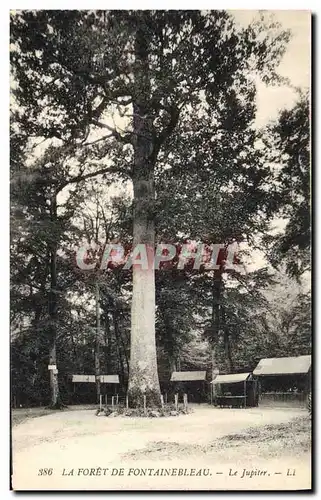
[38,468,53,476]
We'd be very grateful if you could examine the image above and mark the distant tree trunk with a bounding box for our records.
[169,357,177,374]
[70,334,78,371]
[49,341,59,406]
[211,269,222,380]
[104,309,111,374]
[221,306,234,373]
[127,19,161,407]
[113,307,125,387]
[48,195,63,408]
[95,282,101,403]
[117,317,130,377]
[163,314,177,375]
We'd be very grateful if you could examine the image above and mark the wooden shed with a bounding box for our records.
[253,355,311,407]
[170,371,208,403]
[71,374,120,404]
[211,372,258,408]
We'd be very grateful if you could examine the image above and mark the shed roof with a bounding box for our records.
[253,355,311,376]
[72,374,119,383]
[100,375,120,384]
[171,371,207,382]
[211,373,251,385]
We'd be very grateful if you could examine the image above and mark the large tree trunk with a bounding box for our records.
[127,18,161,407]
[48,195,63,408]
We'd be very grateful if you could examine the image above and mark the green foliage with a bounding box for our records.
[263,93,310,279]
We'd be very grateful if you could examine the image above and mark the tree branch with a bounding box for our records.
[82,133,114,147]
[91,119,132,144]
[56,165,129,194]
[151,103,183,162]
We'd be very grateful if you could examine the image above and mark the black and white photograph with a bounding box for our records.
[10,8,312,491]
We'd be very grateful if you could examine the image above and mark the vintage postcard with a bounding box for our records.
[10,8,312,491]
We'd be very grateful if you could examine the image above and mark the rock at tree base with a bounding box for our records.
[94,405,189,418]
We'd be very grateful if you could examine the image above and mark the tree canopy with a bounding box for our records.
[10,10,310,408]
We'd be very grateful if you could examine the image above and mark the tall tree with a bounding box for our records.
[11,10,290,406]
[263,92,310,279]
[10,125,96,406]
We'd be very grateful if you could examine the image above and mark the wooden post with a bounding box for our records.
[99,394,102,412]
[174,393,178,411]
[160,394,164,408]
[105,394,107,408]
[112,396,114,409]
[165,392,168,404]
[126,395,129,409]
[116,394,119,405]
[143,395,147,415]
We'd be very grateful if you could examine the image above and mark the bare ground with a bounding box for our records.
[11,405,311,491]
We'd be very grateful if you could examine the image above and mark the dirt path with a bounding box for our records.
[12,406,311,491]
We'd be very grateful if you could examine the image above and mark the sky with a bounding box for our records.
[229,11,310,273]
[233,10,310,127]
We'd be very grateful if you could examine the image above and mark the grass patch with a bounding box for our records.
[11,404,102,426]
[219,416,310,446]
[124,440,205,460]
[11,407,64,427]
[210,415,311,458]
[123,416,311,461]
